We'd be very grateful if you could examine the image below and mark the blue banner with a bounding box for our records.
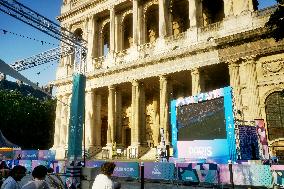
[224,86,236,162]
[177,163,218,184]
[38,150,56,161]
[85,160,105,168]
[19,160,32,172]
[144,162,175,180]
[171,100,178,158]
[14,150,38,160]
[68,74,86,159]
[113,162,139,178]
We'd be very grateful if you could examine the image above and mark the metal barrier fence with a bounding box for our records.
[1,159,283,188]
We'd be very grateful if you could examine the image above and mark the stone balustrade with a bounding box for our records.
[56,6,275,80]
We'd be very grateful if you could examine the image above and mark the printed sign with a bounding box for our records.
[177,163,218,184]
[144,162,175,180]
[53,160,67,173]
[219,164,272,187]
[112,162,139,178]
[38,150,56,161]
[255,119,269,159]
[85,160,105,168]
[32,160,49,170]
[19,160,32,172]
[14,150,38,160]
[177,139,229,163]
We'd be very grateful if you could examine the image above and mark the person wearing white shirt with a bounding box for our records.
[21,165,50,189]
[92,162,120,189]
[1,165,26,189]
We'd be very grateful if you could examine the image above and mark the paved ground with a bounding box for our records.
[113,179,263,189]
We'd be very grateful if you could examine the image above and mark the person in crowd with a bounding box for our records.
[92,162,121,189]
[45,168,64,189]
[21,165,50,189]
[0,161,9,170]
[1,165,26,189]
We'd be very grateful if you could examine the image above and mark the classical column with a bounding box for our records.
[115,14,122,51]
[87,15,98,59]
[94,93,102,147]
[191,68,201,95]
[243,57,260,120]
[109,6,116,53]
[158,0,169,38]
[153,98,160,147]
[60,95,69,147]
[192,0,203,27]
[139,83,146,145]
[107,86,116,146]
[85,89,95,149]
[65,94,72,147]
[133,0,139,46]
[131,80,140,146]
[140,4,146,44]
[159,75,170,145]
[224,0,234,17]
[242,0,254,12]
[115,91,122,145]
[228,60,242,115]
[53,96,63,148]
[98,28,103,57]
[188,0,197,27]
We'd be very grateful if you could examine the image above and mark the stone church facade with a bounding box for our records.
[52,0,284,160]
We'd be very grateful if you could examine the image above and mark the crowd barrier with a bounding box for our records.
[1,157,283,188]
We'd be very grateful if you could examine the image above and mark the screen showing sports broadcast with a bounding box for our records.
[171,87,236,163]
[176,97,226,141]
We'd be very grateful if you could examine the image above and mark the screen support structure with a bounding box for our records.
[171,86,237,162]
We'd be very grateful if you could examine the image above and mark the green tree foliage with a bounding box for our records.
[0,89,56,149]
[266,0,284,41]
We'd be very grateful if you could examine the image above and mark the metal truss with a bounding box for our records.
[10,46,73,71]
[0,0,88,73]
[0,0,87,49]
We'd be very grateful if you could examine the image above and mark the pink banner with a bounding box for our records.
[255,119,269,159]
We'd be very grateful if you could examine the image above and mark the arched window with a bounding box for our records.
[171,0,189,35]
[265,91,284,140]
[74,28,83,41]
[122,14,133,50]
[145,5,159,43]
[102,23,110,56]
[202,0,224,26]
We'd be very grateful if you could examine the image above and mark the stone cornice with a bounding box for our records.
[58,0,128,24]
[215,27,268,47]
[86,41,216,79]
[217,26,284,62]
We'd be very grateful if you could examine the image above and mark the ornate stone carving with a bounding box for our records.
[100,18,110,33]
[143,0,158,16]
[121,9,133,24]
[262,59,284,75]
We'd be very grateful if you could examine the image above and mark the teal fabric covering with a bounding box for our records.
[68,74,86,159]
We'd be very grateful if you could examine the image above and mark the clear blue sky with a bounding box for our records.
[0,0,277,87]
[0,0,61,87]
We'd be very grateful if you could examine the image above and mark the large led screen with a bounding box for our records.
[176,97,226,141]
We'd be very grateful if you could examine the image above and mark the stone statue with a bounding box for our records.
[172,20,181,36]
[128,36,133,47]
[148,29,156,43]
[203,12,210,26]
